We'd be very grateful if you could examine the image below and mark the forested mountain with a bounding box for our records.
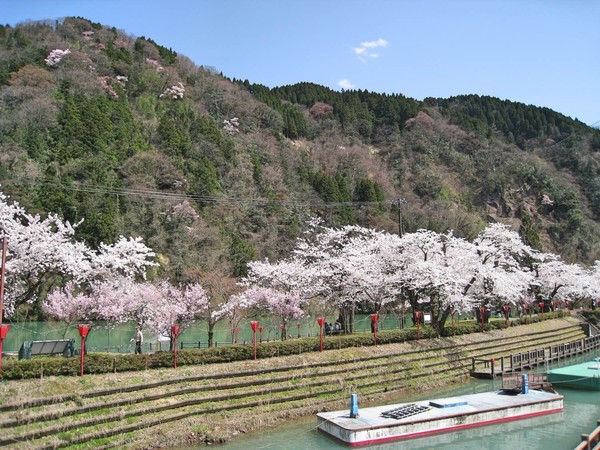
[1,17,600,307]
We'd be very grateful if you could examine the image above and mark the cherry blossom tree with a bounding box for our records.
[43,281,94,337]
[291,219,390,332]
[242,219,597,335]
[44,278,209,350]
[131,281,208,350]
[532,259,591,308]
[216,290,256,343]
[44,49,71,66]
[0,189,156,318]
[196,272,240,347]
[242,286,305,340]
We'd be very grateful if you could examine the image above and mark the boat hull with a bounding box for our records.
[316,390,564,447]
[547,361,600,390]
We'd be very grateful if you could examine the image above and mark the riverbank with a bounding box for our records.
[0,317,588,449]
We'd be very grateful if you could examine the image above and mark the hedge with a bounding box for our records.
[0,312,569,380]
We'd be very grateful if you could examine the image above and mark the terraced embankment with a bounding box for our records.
[0,317,588,449]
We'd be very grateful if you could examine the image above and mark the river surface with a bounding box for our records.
[209,350,600,450]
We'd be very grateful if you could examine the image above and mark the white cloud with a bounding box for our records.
[361,38,388,49]
[353,38,389,63]
[338,79,355,90]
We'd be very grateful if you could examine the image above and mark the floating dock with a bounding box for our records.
[316,389,564,447]
[547,359,600,390]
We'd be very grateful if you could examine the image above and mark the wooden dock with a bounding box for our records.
[574,419,600,450]
[471,334,600,379]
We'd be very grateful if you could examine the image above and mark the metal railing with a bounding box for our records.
[472,334,600,377]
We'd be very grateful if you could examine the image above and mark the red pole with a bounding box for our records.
[370,314,378,346]
[251,321,259,360]
[415,311,422,339]
[80,336,85,376]
[0,235,6,322]
[279,324,285,340]
[78,324,91,377]
[171,324,180,368]
[0,235,7,376]
[258,326,264,343]
[317,317,324,352]
[539,302,545,320]
[297,322,301,338]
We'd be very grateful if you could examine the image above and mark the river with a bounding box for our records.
[210,349,600,450]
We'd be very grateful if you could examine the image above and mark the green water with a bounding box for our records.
[0,314,412,354]
[211,350,600,450]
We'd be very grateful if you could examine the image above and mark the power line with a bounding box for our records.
[27,180,394,209]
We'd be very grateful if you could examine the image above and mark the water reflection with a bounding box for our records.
[212,387,598,450]
[211,351,600,450]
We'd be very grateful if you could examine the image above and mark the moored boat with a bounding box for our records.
[547,358,600,390]
[317,384,563,447]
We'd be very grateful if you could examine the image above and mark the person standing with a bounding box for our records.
[131,325,143,354]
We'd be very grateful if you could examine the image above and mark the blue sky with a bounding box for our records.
[3,0,599,126]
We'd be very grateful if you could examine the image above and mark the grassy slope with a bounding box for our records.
[0,317,589,448]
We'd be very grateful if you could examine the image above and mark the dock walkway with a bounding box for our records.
[471,334,600,379]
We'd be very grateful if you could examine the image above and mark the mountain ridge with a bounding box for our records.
[1,17,599,311]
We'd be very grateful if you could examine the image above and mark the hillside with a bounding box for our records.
[1,17,600,317]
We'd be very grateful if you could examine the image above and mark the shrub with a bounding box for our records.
[0,312,570,380]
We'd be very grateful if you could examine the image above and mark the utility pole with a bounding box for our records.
[0,231,6,322]
[392,198,407,237]
[0,231,8,376]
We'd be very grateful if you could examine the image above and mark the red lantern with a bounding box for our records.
[78,324,91,377]
[503,305,510,327]
[415,311,423,338]
[317,317,325,352]
[0,323,9,339]
[250,321,259,360]
[370,314,379,346]
[171,324,181,368]
[258,325,264,342]
[78,324,91,338]
[0,323,9,377]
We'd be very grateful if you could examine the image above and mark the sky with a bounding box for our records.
[2,0,599,126]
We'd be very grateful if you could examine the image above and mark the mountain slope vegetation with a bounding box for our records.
[1,17,600,316]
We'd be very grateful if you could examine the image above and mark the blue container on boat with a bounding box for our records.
[522,374,529,394]
[350,393,359,418]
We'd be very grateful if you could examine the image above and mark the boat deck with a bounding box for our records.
[317,389,563,446]
[547,359,600,390]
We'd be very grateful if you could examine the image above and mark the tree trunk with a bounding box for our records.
[436,305,451,335]
[207,326,214,348]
